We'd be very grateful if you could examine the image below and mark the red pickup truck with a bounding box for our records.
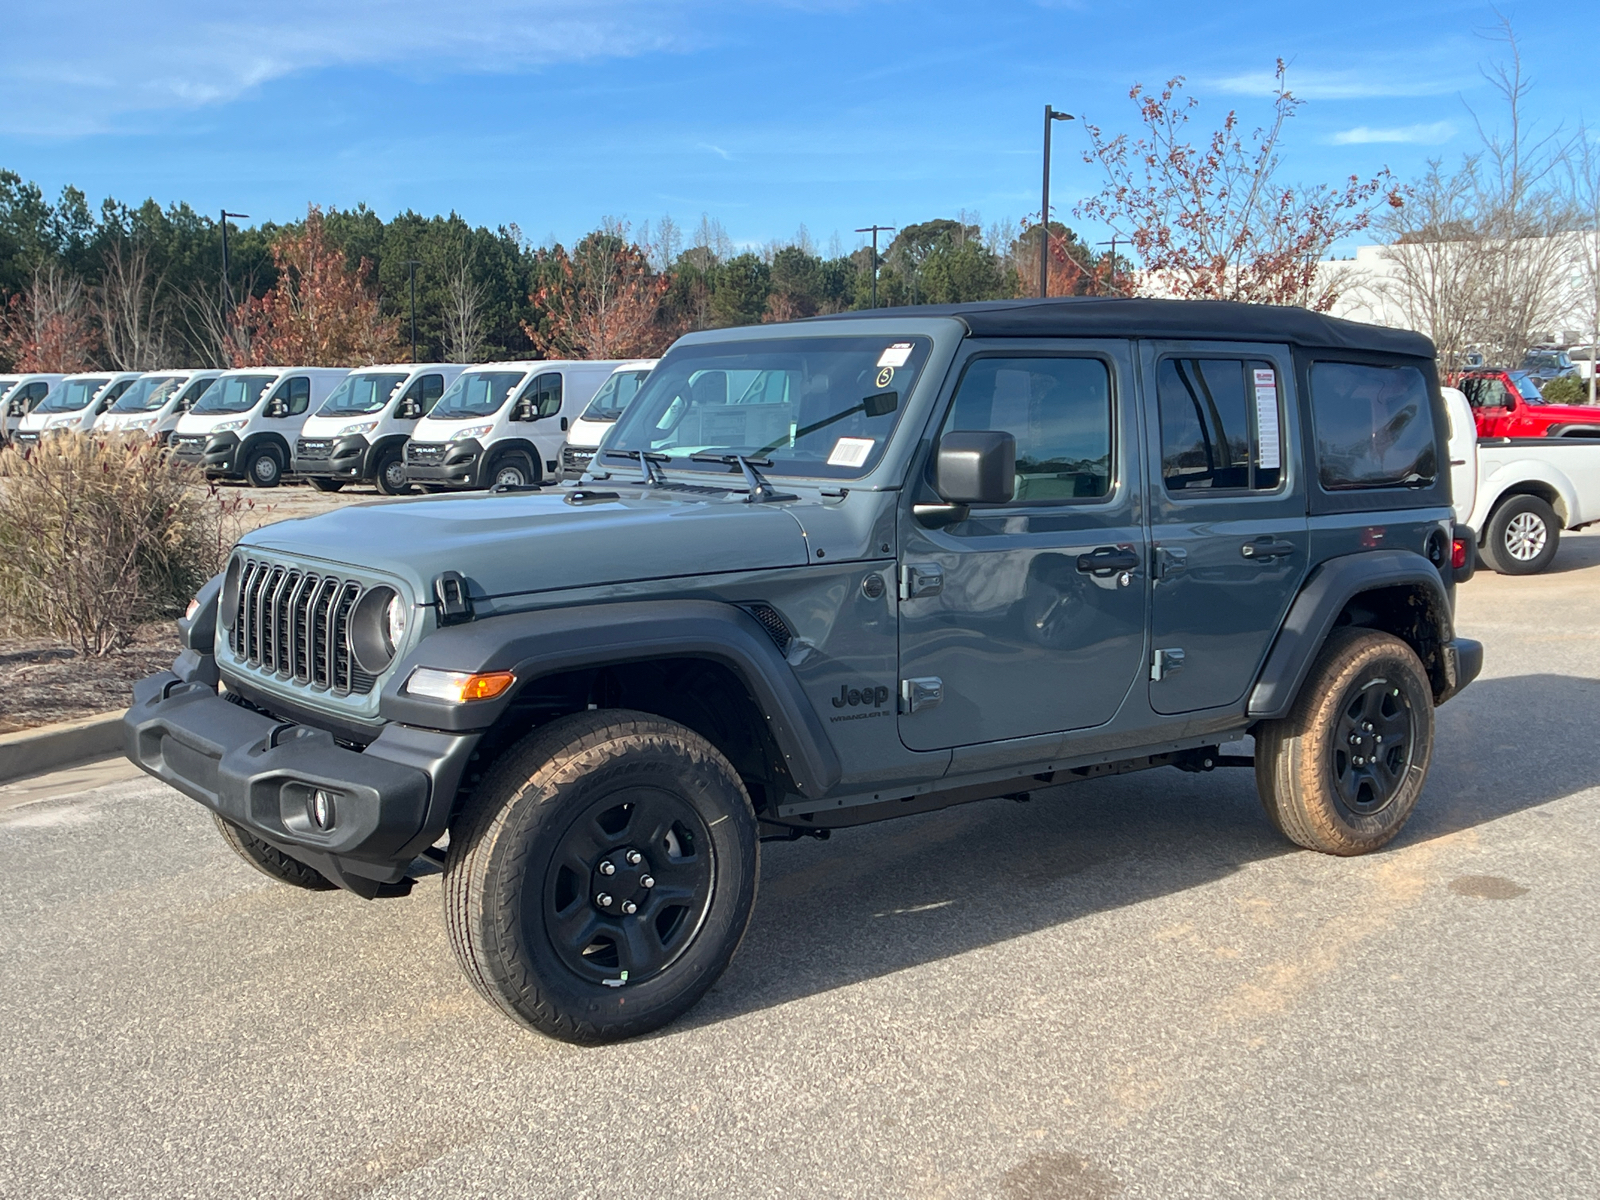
[1458,369,1600,439]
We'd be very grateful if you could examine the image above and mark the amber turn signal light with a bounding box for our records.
[404,668,516,703]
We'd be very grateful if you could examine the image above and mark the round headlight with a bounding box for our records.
[350,585,404,675]
[386,593,408,653]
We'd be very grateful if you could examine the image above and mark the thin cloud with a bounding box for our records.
[697,143,734,160]
[1216,68,1460,100]
[1330,121,1456,145]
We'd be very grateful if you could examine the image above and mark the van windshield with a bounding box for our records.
[191,375,277,415]
[38,378,110,412]
[606,335,931,479]
[582,369,652,422]
[318,372,409,416]
[111,375,183,412]
[427,370,527,419]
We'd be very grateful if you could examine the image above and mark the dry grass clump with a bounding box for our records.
[0,433,247,655]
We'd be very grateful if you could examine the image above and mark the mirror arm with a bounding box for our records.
[913,502,971,529]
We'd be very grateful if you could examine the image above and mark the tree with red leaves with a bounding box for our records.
[526,223,670,358]
[231,206,399,366]
[0,265,97,372]
[1078,62,1399,311]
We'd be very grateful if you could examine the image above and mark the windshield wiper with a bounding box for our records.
[689,453,797,503]
[754,390,898,458]
[601,448,670,486]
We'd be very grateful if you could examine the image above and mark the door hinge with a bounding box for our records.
[900,677,943,713]
[899,563,944,600]
[1153,546,1187,579]
[1151,648,1185,681]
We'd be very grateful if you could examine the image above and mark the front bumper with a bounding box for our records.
[404,438,483,489]
[561,444,595,480]
[124,664,479,897]
[295,434,371,481]
[171,431,241,476]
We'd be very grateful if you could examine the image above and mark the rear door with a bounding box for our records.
[1142,342,1309,715]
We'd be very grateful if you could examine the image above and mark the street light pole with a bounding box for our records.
[402,260,421,363]
[220,210,249,313]
[855,225,894,309]
[1040,105,1074,299]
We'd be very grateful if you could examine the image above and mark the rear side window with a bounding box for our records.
[1158,358,1282,492]
[1310,362,1437,491]
[941,356,1112,501]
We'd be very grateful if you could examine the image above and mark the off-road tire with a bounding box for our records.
[444,710,759,1043]
[1255,628,1434,856]
[245,444,283,488]
[487,453,536,489]
[307,476,345,492]
[213,815,337,890]
[374,447,410,495]
[1481,494,1560,575]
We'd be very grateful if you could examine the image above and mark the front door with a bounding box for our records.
[1142,342,1309,715]
[897,341,1148,752]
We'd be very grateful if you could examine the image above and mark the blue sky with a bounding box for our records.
[2,0,1591,253]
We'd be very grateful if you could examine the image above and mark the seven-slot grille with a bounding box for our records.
[406,442,446,466]
[227,559,376,695]
[170,433,208,454]
[296,438,333,460]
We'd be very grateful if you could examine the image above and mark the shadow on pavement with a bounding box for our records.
[680,672,1600,1030]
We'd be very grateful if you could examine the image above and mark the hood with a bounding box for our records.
[240,488,811,601]
[566,415,612,449]
[299,412,366,437]
[1527,402,1600,423]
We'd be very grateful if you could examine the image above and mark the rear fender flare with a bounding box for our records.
[1248,549,1452,720]
[378,599,842,798]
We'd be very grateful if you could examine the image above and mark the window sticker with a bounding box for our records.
[1253,368,1281,471]
[877,343,914,369]
[828,436,876,468]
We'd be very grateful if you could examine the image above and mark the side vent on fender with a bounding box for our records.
[741,603,793,653]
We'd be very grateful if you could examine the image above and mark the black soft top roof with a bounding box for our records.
[810,296,1434,359]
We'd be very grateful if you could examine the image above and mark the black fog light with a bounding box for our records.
[310,789,337,831]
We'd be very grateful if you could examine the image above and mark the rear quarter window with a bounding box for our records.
[1309,362,1437,491]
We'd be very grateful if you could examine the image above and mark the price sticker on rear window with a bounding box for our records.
[1254,368,1281,471]
[877,343,914,369]
[828,437,876,468]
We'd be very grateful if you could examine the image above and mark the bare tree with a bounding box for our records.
[178,279,253,369]
[1568,125,1600,403]
[94,236,171,370]
[0,264,97,372]
[442,245,487,363]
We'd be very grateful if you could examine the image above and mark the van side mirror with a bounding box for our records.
[397,399,420,420]
[512,398,533,422]
[265,399,287,418]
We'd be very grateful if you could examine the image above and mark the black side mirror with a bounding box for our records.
[917,430,1015,528]
[397,400,419,420]
[265,400,286,418]
[512,398,532,422]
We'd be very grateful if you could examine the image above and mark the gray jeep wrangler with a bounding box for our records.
[126,298,1482,1042]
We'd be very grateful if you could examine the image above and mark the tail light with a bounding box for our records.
[1451,537,1470,570]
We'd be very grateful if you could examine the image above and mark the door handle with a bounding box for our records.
[1241,537,1296,560]
[1077,546,1140,574]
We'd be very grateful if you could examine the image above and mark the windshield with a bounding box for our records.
[317,372,409,416]
[38,378,110,413]
[582,369,653,422]
[427,370,528,419]
[606,335,932,479]
[190,374,277,415]
[1509,372,1545,403]
[111,375,183,413]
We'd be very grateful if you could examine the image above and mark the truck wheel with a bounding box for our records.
[307,476,344,492]
[1255,628,1434,856]
[1481,495,1559,575]
[213,815,336,890]
[245,445,283,488]
[374,447,411,495]
[443,710,759,1042]
[488,453,536,489]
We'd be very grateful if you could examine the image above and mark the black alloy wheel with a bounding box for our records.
[1330,676,1415,818]
[543,790,715,987]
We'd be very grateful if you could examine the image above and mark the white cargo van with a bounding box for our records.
[2,374,67,443]
[560,359,657,479]
[293,362,466,494]
[13,372,143,449]
[170,366,349,486]
[95,369,223,442]
[404,359,623,490]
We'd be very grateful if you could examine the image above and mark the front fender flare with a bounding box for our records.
[379,599,842,798]
[1248,549,1451,720]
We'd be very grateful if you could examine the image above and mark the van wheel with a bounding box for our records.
[1481,495,1559,575]
[374,447,411,495]
[489,454,536,489]
[245,445,283,488]
[307,477,344,492]
[443,710,759,1043]
[1255,628,1434,856]
[213,815,336,890]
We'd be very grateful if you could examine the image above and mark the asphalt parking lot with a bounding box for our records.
[3,534,1599,1199]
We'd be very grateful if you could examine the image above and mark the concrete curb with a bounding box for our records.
[0,710,127,784]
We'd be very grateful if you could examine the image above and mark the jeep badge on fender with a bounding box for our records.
[126,298,1481,1043]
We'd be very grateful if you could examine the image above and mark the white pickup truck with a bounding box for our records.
[1447,386,1600,575]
